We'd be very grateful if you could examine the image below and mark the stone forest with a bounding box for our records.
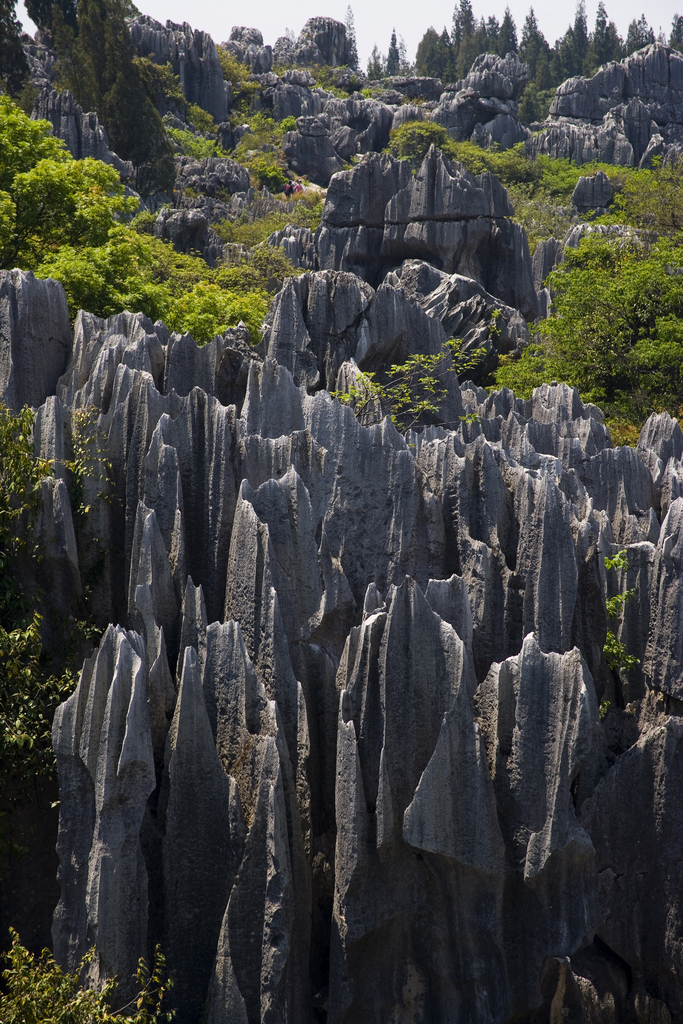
[1,2,683,1021]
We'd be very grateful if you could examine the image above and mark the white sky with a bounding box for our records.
[17,0,680,69]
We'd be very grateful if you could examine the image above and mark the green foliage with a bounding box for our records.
[0,147,136,270]
[133,58,186,118]
[603,549,640,676]
[332,340,483,431]
[164,123,220,160]
[217,244,302,294]
[0,0,29,95]
[280,116,297,133]
[164,282,268,343]
[249,155,288,193]
[604,158,683,233]
[388,121,459,164]
[1,929,174,1023]
[53,0,175,195]
[216,46,250,92]
[36,228,173,322]
[0,406,75,810]
[186,103,217,134]
[214,189,324,246]
[495,233,683,422]
[0,96,69,190]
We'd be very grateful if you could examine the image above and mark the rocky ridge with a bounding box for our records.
[527,42,683,167]
[2,250,682,1022]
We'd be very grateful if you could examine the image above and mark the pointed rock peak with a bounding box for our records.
[363,582,385,619]
[177,575,208,676]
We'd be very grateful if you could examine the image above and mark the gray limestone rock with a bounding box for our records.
[35,203,683,1024]
[129,15,228,123]
[267,225,318,271]
[581,704,683,1017]
[32,88,132,178]
[431,52,529,148]
[52,626,156,999]
[288,17,352,67]
[1,270,72,412]
[281,117,344,186]
[571,170,614,212]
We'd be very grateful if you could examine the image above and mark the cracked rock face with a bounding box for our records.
[528,43,683,167]
[4,207,677,1024]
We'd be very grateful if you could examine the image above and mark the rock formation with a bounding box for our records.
[317,146,538,320]
[0,243,675,1024]
[527,42,683,167]
[432,51,530,149]
[129,15,229,124]
[32,88,133,179]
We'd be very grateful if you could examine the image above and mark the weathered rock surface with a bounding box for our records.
[0,255,675,1024]
[527,43,683,166]
[32,88,132,179]
[273,17,352,68]
[318,147,537,319]
[432,51,530,150]
[129,15,229,124]
[0,270,72,412]
[223,27,273,75]
[571,170,614,213]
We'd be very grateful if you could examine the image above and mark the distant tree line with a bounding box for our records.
[409,1,680,120]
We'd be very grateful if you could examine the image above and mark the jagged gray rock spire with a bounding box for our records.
[12,252,675,1024]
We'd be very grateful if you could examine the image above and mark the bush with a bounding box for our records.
[1,929,173,1023]
[164,281,269,343]
[164,123,221,160]
[250,155,288,192]
[186,103,217,134]
[388,121,458,164]
[495,232,683,422]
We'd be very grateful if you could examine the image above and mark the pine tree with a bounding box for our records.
[55,0,174,195]
[397,35,411,74]
[486,15,500,51]
[670,14,683,50]
[26,0,77,32]
[572,0,589,71]
[415,26,453,80]
[367,44,384,79]
[387,28,399,75]
[519,8,548,81]
[344,6,359,70]
[0,0,28,95]
[625,15,655,54]
[498,7,518,55]
[587,1,623,70]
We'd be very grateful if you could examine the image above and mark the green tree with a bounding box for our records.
[519,7,548,81]
[415,26,455,80]
[1,930,174,1024]
[498,7,518,55]
[0,96,135,270]
[0,0,29,95]
[366,43,384,79]
[670,14,683,50]
[586,1,623,71]
[496,232,683,420]
[387,28,400,75]
[54,0,175,195]
[625,14,655,53]
[485,15,500,51]
[345,5,359,70]
[25,0,77,31]
[572,0,589,73]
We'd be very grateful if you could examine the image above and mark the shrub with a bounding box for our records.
[495,232,683,422]
[1,929,173,1024]
[165,282,269,343]
[250,155,288,192]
